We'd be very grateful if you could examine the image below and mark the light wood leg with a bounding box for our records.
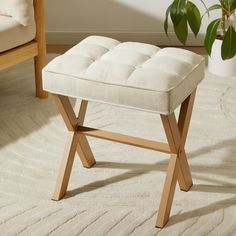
[52,95,96,200]
[178,90,196,147]
[77,134,96,168]
[177,149,193,191]
[75,100,96,168]
[157,91,196,227]
[161,93,196,192]
[177,91,196,191]
[34,56,48,98]
[50,90,197,229]
[156,155,179,228]
[52,132,78,200]
[34,0,48,98]
[53,95,78,131]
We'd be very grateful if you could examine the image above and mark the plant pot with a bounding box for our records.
[208,39,236,77]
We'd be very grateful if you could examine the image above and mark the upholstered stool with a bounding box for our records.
[43,36,205,228]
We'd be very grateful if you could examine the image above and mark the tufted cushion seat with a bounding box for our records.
[43,36,205,115]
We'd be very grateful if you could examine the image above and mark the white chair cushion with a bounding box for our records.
[43,36,205,115]
[0,0,34,26]
[0,15,36,53]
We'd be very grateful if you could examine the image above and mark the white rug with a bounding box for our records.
[0,55,236,236]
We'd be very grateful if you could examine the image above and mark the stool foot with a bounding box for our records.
[156,155,179,228]
[52,132,78,201]
[178,149,193,191]
[77,134,96,168]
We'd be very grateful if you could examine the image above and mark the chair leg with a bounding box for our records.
[33,0,48,98]
[156,154,179,228]
[177,91,196,191]
[51,91,196,228]
[75,100,96,168]
[53,96,96,168]
[178,90,196,147]
[156,91,196,227]
[161,113,193,191]
[52,95,96,200]
[77,134,96,168]
[177,149,193,191]
[34,55,48,98]
[52,132,78,200]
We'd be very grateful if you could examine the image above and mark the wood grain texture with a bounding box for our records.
[75,100,96,168]
[52,132,78,200]
[77,126,171,154]
[0,42,38,70]
[156,154,179,228]
[53,95,78,131]
[178,90,196,147]
[77,134,96,168]
[161,104,194,193]
[52,95,96,197]
[34,0,48,98]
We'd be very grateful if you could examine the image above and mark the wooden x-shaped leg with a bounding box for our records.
[156,90,196,227]
[51,90,196,228]
[52,95,96,201]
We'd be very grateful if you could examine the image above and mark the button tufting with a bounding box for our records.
[43,35,205,115]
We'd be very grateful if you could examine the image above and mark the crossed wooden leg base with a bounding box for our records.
[51,90,196,228]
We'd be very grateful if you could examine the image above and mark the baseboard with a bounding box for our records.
[46,31,205,46]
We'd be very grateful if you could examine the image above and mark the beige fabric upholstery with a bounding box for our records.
[0,0,34,26]
[43,36,205,115]
[0,15,36,53]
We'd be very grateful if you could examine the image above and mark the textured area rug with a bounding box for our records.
[0,55,236,236]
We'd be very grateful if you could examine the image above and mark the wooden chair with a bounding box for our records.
[0,0,48,98]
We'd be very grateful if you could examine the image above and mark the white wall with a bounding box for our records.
[45,0,218,45]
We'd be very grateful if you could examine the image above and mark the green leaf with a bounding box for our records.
[164,5,171,36]
[202,4,222,19]
[221,25,236,60]
[170,0,186,26]
[224,0,236,11]
[230,0,236,11]
[204,19,221,55]
[173,14,188,45]
[206,4,222,12]
[186,1,201,36]
[199,0,210,17]
[223,0,230,11]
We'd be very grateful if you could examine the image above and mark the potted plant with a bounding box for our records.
[164,0,236,77]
